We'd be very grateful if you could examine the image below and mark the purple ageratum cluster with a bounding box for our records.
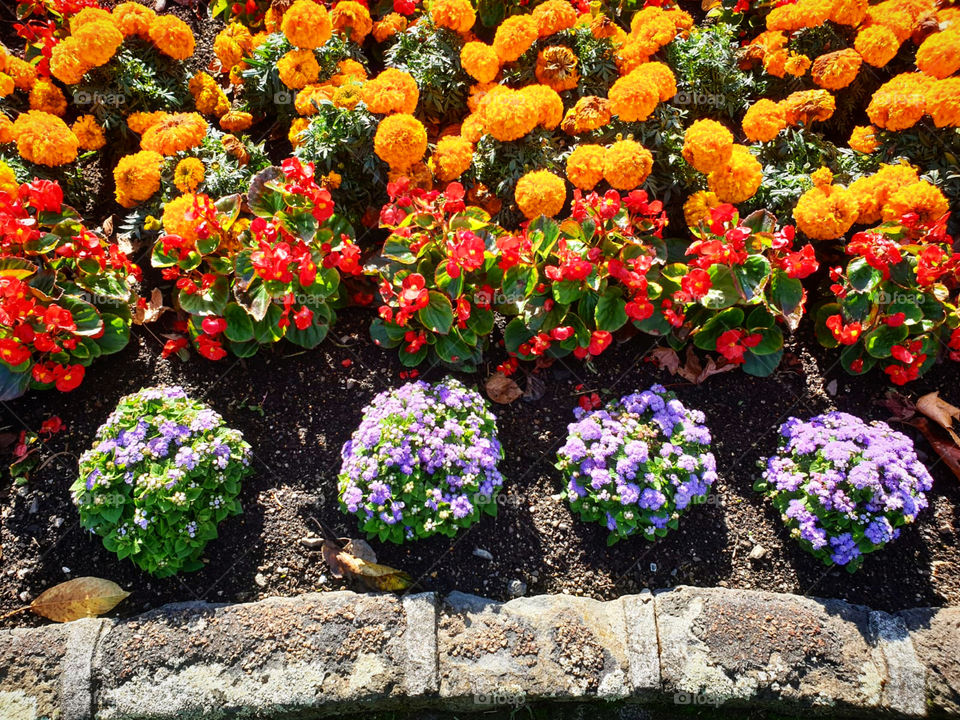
[557,385,716,544]
[758,411,933,570]
[71,386,252,577]
[338,378,504,543]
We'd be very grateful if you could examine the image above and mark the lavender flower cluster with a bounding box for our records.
[338,378,504,543]
[758,411,933,570]
[71,386,252,577]
[557,385,716,544]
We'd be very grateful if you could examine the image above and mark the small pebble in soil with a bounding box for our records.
[749,544,768,561]
[300,537,324,549]
[254,573,267,588]
[473,548,493,561]
[649,563,657,572]
[507,580,527,597]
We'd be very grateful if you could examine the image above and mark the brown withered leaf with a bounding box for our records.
[523,373,546,402]
[649,347,680,375]
[133,288,167,326]
[879,390,916,422]
[916,392,960,446]
[674,346,736,385]
[905,417,960,483]
[321,540,413,592]
[342,538,377,564]
[486,372,523,404]
[30,577,129,622]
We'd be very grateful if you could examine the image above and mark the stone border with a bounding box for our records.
[1,586,957,719]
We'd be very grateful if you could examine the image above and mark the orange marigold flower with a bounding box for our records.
[127,111,166,134]
[766,0,830,31]
[566,144,607,190]
[683,190,720,228]
[163,193,213,244]
[72,115,106,151]
[532,0,577,38]
[830,0,868,25]
[634,62,677,102]
[493,15,538,63]
[282,0,333,49]
[332,1,373,43]
[468,82,507,114]
[608,67,659,122]
[811,48,862,90]
[682,119,733,174]
[848,163,919,225]
[784,53,811,77]
[793,168,859,240]
[854,25,900,68]
[295,84,335,115]
[560,96,611,135]
[69,7,112,32]
[373,13,407,43]
[173,157,205,193]
[113,2,156,39]
[589,14,622,41]
[664,8,694,33]
[140,112,208,156]
[214,23,253,70]
[881,180,950,225]
[460,42,500,83]
[49,38,91,85]
[430,0,475,33]
[707,145,763,204]
[5,56,37,90]
[482,89,539,141]
[289,117,311,148]
[742,99,787,143]
[149,15,196,60]
[330,58,367,86]
[926,78,960,128]
[388,161,432,190]
[0,74,12,98]
[518,84,564,130]
[431,135,473,182]
[362,68,418,115]
[864,3,913,43]
[12,111,78,167]
[28,78,67,116]
[867,73,930,130]
[0,114,13,145]
[0,161,17,196]
[782,88,836,126]
[848,124,880,153]
[535,46,579,92]
[916,29,960,79]
[220,110,254,132]
[603,139,653,191]
[627,6,677,56]
[74,19,123,67]
[189,72,230,117]
[460,113,485,143]
[515,170,566,219]
[374,113,427,170]
[278,48,321,90]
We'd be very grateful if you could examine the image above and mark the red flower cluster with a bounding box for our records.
[716,328,762,364]
[884,340,927,385]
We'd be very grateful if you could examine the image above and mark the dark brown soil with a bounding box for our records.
[2,309,959,628]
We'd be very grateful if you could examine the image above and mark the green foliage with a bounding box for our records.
[71,387,252,577]
[174,129,271,200]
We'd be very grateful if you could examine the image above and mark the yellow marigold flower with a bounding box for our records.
[278,48,321,90]
[374,113,427,170]
[330,58,368,86]
[12,111,78,167]
[264,7,282,33]
[849,125,879,153]
[926,78,960,128]
[295,84,334,115]
[72,115,106,151]
[566,144,607,190]
[854,25,900,68]
[664,8,694,33]
[332,1,372,43]
[793,168,859,240]
[864,4,913,43]
[634,62,677,102]
[766,0,830,31]
[518,85,564,130]
[141,112,208,156]
[603,140,653,191]
[535,46,579,92]
[5,56,37,90]
[483,89,539,141]
[362,68,418,115]
[113,2,156,39]
[782,89,836,126]
[282,0,333,49]
[69,7,113,32]
[173,157,205,193]
[882,180,950,225]
[468,82,505,114]
[321,171,342,189]
[431,135,474,181]
[74,19,123,67]
[867,73,930,130]
[628,6,677,54]
[811,48,861,90]
[149,15,195,60]
[49,38,91,85]
[763,49,788,77]
[289,117,311,148]
[163,193,212,244]
[430,0,475,33]
[560,96,612,134]
[189,72,230,118]
[515,170,566,219]
[127,111,166,134]
[0,114,13,145]
[683,191,720,228]
[532,0,577,38]
[493,15,538,63]
[0,73,12,98]
[608,68,659,122]
[333,83,363,109]
[682,119,733,174]
[373,13,407,43]
[0,161,17,196]
[784,53,811,77]
[28,78,67,117]
[461,42,500,83]
[916,29,960,79]
[461,113,485,143]
[214,23,253,70]
[742,99,787,143]
[848,163,918,224]
[829,0,867,26]
[220,110,254,132]
[707,145,763,204]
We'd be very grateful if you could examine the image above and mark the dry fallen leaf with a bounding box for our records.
[916,392,960,445]
[133,288,168,326]
[906,417,960,482]
[342,538,377,563]
[321,540,413,592]
[650,347,680,375]
[523,373,546,402]
[30,577,129,623]
[485,372,523,404]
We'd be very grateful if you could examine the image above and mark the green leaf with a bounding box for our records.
[529,216,560,260]
[58,295,103,337]
[743,349,783,377]
[847,257,881,294]
[692,307,744,350]
[179,276,229,317]
[0,366,31,401]
[251,303,284,345]
[864,323,908,359]
[733,255,771,303]
[770,270,804,317]
[370,318,404,349]
[503,317,534,355]
[552,280,582,305]
[223,303,255,343]
[594,287,628,332]
[0,256,37,280]
[814,303,842,349]
[748,326,783,356]
[418,291,454,334]
[285,304,333,349]
[701,265,740,309]
[466,306,494,336]
[94,314,130,355]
